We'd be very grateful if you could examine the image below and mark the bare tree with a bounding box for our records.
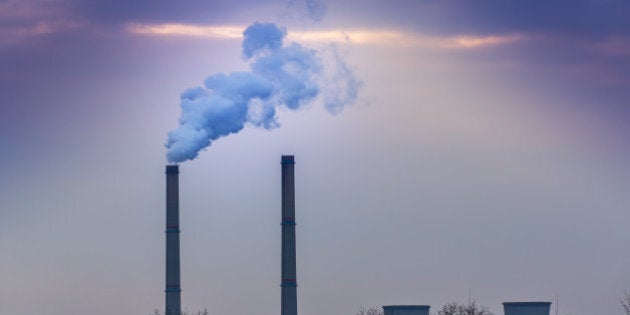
[150,309,209,315]
[438,302,459,315]
[622,292,630,315]
[437,301,493,315]
[356,306,384,315]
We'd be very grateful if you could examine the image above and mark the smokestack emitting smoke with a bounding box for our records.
[165,22,360,163]
[165,165,181,315]
[281,155,298,315]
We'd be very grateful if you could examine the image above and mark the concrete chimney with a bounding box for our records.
[281,155,298,315]
[383,305,430,315]
[503,302,551,315]
[165,165,181,315]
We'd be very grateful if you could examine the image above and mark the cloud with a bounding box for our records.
[127,22,525,50]
[286,0,328,22]
[1,20,82,36]
[126,23,244,39]
[592,35,630,56]
[0,0,84,45]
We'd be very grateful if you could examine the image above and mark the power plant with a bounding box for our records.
[165,165,181,315]
[162,157,553,315]
[382,303,551,315]
[162,156,301,315]
[281,155,298,315]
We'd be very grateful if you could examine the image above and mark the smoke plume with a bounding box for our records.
[165,22,360,163]
[287,0,328,22]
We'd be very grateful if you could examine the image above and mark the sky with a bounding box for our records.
[1,0,629,314]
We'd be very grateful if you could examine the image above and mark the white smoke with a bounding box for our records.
[165,22,360,163]
[287,0,328,22]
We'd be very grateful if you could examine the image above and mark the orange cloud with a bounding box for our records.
[126,22,524,50]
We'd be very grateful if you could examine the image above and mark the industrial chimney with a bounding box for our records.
[503,302,551,315]
[165,165,181,315]
[383,305,431,315]
[281,155,298,315]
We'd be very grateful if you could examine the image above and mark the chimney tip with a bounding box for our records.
[165,165,179,174]
[281,155,295,165]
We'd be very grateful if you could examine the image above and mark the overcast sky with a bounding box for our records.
[1,1,629,315]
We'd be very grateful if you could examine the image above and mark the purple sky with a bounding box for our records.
[1,1,629,315]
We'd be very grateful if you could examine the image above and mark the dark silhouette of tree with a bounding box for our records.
[437,301,493,315]
[149,309,209,315]
[622,292,630,315]
[356,306,384,315]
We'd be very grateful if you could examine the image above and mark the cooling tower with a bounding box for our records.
[383,305,431,315]
[165,165,181,315]
[281,155,298,315]
[503,302,551,315]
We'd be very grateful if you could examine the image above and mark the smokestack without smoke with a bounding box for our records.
[165,165,181,315]
[281,155,298,315]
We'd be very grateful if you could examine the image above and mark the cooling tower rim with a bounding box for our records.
[383,305,430,310]
[503,302,552,306]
